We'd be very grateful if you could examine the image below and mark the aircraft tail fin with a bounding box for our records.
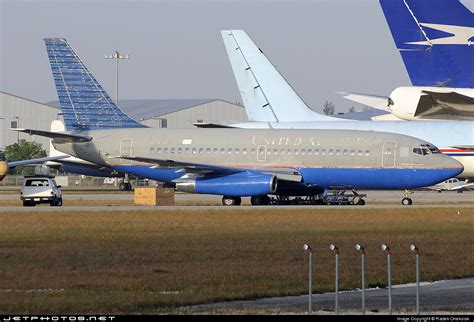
[44,38,146,131]
[379,0,474,88]
[221,30,337,122]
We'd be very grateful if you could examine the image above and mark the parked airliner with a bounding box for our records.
[342,0,474,120]
[219,30,474,179]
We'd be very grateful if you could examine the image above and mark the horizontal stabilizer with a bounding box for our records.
[12,128,92,142]
[8,155,68,168]
[338,92,390,111]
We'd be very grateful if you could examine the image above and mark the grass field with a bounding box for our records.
[0,207,472,314]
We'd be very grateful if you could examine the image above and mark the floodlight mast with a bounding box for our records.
[303,244,313,314]
[105,50,129,105]
[329,244,339,314]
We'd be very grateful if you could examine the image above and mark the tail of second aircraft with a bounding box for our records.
[44,38,146,131]
[379,0,473,88]
[221,30,338,122]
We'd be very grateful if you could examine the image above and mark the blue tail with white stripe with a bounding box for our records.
[44,38,146,131]
[379,0,474,88]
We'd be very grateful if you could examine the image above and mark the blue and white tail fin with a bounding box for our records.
[221,30,338,122]
[379,0,474,88]
[44,38,146,131]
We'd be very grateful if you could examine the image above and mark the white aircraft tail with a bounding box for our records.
[221,30,338,122]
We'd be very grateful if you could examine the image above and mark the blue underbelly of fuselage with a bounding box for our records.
[112,165,461,193]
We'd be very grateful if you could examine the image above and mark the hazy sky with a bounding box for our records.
[1,0,413,113]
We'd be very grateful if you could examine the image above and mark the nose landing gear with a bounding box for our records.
[402,189,413,206]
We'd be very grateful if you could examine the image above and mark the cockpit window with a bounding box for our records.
[413,144,441,156]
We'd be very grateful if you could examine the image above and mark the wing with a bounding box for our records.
[8,155,68,168]
[117,155,302,182]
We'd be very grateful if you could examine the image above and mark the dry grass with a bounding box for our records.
[0,207,472,314]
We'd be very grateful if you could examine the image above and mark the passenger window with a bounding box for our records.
[314,149,319,155]
[301,149,306,155]
[307,149,312,155]
[221,148,225,154]
[228,148,232,154]
[350,150,355,156]
[251,149,256,155]
[164,148,168,154]
[321,149,326,155]
[185,148,190,154]
[273,149,279,155]
[294,149,299,155]
[171,148,175,154]
[328,149,334,156]
[150,147,155,153]
[365,150,370,156]
[343,149,348,156]
[235,148,240,154]
[198,148,204,154]
[243,149,247,155]
[280,149,286,155]
[358,150,363,156]
[213,148,218,154]
[206,148,211,154]
[178,148,182,154]
[157,148,162,153]
[287,149,292,155]
[192,148,197,154]
[335,149,340,156]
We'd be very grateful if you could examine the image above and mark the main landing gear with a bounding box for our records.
[119,174,133,191]
[222,196,241,206]
[401,189,413,206]
[250,195,271,206]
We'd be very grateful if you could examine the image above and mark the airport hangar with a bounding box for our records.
[0,91,249,152]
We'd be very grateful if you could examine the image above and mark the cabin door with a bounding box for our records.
[257,145,266,162]
[382,141,397,167]
[120,138,134,165]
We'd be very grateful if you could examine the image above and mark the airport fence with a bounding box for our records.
[0,175,155,187]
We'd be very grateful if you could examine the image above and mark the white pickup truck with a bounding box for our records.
[20,176,63,207]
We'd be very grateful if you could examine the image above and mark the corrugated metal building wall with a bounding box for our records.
[0,92,62,151]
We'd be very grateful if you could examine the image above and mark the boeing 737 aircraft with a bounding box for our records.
[13,39,463,206]
[219,30,474,179]
[342,0,474,120]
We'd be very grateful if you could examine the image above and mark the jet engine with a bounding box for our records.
[34,164,52,176]
[176,171,278,196]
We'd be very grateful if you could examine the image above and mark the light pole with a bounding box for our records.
[355,244,366,314]
[0,117,4,150]
[410,244,420,315]
[381,244,392,314]
[329,244,339,314]
[303,243,313,314]
[105,50,129,105]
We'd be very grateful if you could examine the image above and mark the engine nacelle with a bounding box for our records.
[387,87,424,120]
[0,161,8,181]
[176,171,278,196]
[34,164,51,176]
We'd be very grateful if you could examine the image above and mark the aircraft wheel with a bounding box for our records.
[457,190,463,194]
[23,200,34,207]
[119,182,126,191]
[126,183,132,191]
[222,196,240,206]
[401,197,412,206]
[251,195,270,206]
[358,199,365,206]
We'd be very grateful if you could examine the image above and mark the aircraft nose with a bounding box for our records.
[443,155,464,178]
